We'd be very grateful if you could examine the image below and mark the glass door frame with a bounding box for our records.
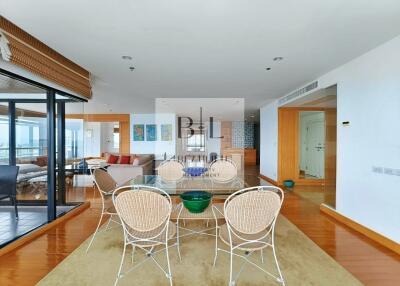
[0,68,87,221]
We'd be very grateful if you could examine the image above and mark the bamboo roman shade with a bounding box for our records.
[0,16,91,98]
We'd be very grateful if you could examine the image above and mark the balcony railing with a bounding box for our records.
[0,147,81,164]
[0,147,47,163]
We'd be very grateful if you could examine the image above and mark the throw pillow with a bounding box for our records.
[120,155,130,164]
[131,158,140,166]
[107,154,119,164]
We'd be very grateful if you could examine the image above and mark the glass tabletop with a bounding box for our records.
[122,175,247,196]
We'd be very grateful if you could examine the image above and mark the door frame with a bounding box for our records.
[278,107,335,186]
[65,114,130,154]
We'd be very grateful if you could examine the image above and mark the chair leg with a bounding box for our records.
[86,211,104,253]
[165,241,173,286]
[114,241,127,286]
[212,207,219,267]
[131,245,136,264]
[104,216,112,231]
[229,247,234,286]
[213,224,218,267]
[176,220,182,262]
[11,196,18,219]
[260,249,264,264]
[272,240,285,285]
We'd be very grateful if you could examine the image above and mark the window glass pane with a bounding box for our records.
[65,119,84,160]
[0,93,46,100]
[0,103,9,165]
[58,96,85,212]
[0,73,52,247]
[15,102,48,202]
[187,133,205,152]
[113,123,120,149]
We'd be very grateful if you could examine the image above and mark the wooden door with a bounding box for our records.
[305,119,325,178]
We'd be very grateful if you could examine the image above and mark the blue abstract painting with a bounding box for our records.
[133,124,145,141]
[146,124,157,141]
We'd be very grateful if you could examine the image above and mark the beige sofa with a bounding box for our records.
[102,153,154,185]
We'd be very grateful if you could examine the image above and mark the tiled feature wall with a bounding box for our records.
[232,121,254,148]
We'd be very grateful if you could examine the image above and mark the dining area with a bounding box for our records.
[84,158,286,286]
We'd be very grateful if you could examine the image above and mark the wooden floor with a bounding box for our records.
[0,168,399,286]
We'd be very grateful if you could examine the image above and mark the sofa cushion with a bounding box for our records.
[17,164,43,174]
[103,152,154,166]
[107,154,119,164]
[120,155,131,164]
[17,170,48,183]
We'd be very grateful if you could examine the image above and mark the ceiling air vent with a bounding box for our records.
[278,81,318,106]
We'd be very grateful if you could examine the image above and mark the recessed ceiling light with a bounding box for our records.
[265,67,271,71]
[250,115,255,118]
[273,56,284,61]
[129,66,135,71]
[122,55,132,60]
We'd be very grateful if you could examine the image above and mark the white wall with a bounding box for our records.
[260,100,278,181]
[260,35,400,242]
[131,113,176,158]
[131,114,156,154]
[101,122,119,153]
[155,113,177,159]
[84,122,101,157]
[84,122,119,156]
[319,36,400,242]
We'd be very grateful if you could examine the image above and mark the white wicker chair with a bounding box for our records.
[86,168,120,252]
[209,158,237,183]
[157,159,185,182]
[112,185,177,286]
[213,186,285,286]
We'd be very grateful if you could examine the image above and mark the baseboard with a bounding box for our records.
[259,173,279,186]
[320,204,400,255]
[292,179,326,186]
[0,201,91,256]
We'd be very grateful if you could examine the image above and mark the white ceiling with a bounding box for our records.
[1,0,400,116]
[156,98,245,121]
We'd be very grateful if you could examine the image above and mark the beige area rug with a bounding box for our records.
[37,216,362,286]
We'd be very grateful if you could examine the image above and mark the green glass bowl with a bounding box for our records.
[180,191,212,213]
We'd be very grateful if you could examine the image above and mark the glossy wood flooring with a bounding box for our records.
[0,169,399,286]
[280,187,400,286]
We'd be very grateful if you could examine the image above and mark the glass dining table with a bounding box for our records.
[119,174,248,243]
[121,174,248,240]
[121,174,247,197]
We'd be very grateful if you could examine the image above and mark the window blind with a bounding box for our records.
[0,16,91,98]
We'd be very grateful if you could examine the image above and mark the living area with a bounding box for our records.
[1,2,400,286]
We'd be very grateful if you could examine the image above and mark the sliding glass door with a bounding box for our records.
[0,69,86,222]
[56,95,85,214]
